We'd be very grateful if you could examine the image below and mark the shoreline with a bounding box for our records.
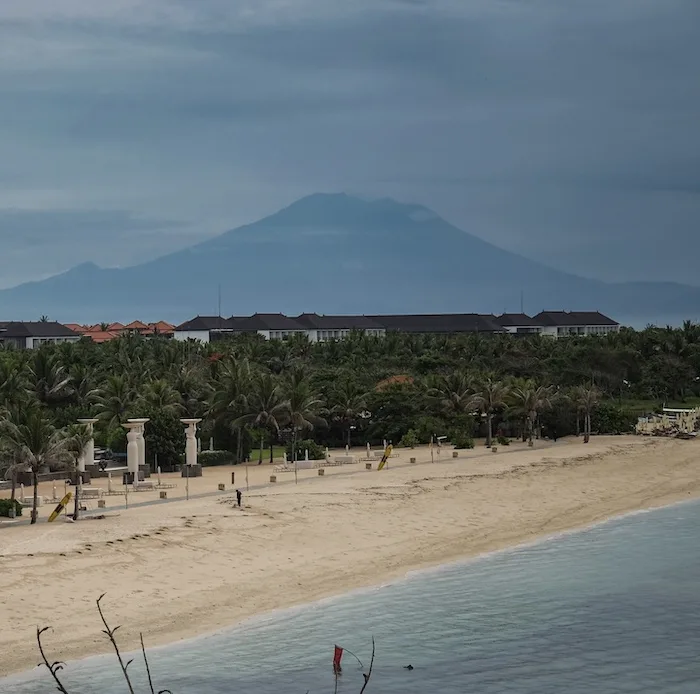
[2,435,700,678]
[7,493,699,687]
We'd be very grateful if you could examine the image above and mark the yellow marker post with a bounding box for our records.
[47,492,72,523]
[377,444,393,471]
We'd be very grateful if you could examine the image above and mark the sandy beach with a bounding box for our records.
[1,435,699,678]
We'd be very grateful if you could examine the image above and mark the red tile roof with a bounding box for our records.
[124,320,150,330]
[83,330,120,343]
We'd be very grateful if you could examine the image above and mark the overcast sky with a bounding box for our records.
[0,0,698,288]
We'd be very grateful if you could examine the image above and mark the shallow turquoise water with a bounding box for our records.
[4,500,700,693]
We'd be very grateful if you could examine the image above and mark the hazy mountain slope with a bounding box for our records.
[0,194,697,325]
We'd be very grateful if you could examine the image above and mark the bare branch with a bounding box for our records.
[36,626,70,694]
[96,594,135,694]
[141,633,156,694]
[359,637,375,694]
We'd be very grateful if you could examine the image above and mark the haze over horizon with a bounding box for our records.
[0,0,698,290]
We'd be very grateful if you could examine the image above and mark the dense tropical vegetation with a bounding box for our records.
[2,323,700,520]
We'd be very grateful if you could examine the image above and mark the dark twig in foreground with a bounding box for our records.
[141,633,156,694]
[359,637,375,694]
[36,626,70,694]
[96,593,136,694]
[36,596,374,693]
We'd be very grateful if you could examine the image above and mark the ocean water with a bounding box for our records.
[4,500,700,694]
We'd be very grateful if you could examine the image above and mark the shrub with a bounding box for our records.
[0,498,22,517]
[496,434,510,446]
[199,450,237,467]
[592,403,637,435]
[451,432,475,449]
[286,439,325,461]
[399,429,419,448]
[413,415,445,444]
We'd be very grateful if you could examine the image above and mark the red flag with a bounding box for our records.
[333,645,344,674]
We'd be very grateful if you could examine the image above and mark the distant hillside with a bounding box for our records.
[0,193,698,325]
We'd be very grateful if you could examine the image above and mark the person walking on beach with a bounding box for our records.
[236,489,242,507]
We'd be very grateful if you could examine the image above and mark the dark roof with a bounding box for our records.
[294,313,385,330]
[0,321,79,338]
[232,313,308,331]
[368,314,505,333]
[495,313,541,327]
[533,311,619,327]
[175,316,235,331]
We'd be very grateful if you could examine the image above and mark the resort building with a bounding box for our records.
[532,311,620,338]
[174,310,619,343]
[494,314,543,335]
[295,313,386,341]
[173,315,241,342]
[367,314,505,335]
[231,314,310,341]
[0,321,81,349]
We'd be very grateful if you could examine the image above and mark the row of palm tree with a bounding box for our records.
[427,373,601,446]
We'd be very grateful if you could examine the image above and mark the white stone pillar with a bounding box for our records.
[77,418,99,473]
[123,422,141,482]
[128,418,149,471]
[181,419,202,466]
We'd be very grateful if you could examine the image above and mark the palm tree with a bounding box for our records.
[284,371,326,483]
[510,383,554,445]
[209,359,252,465]
[427,372,480,427]
[1,410,69,523]
[172,365,211,419]
[572,384,601,443]
[69,364,100,410]
[95,375,135,428]
[331,380,369,449]
[474,376,510,447]
[234,373,286,464]
[137,379,183,416]
[29,351,72,406]
[62,424,93,520]
[0,360,30,409]
[0,439,22,503]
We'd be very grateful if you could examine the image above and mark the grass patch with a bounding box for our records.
[248,445,287,462]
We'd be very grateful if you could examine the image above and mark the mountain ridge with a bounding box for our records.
[0,193,698,326]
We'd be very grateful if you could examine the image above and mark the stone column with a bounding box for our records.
[128,418,149,470]
[123,422,141,482]
[77,418,99,473]
[181,419,202,466]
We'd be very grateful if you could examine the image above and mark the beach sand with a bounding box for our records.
[1,435,699,677]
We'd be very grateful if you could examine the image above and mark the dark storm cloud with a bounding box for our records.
[0,0,698,286]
